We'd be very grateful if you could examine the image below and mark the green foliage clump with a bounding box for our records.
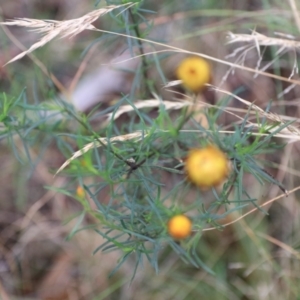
[0,0,292,283]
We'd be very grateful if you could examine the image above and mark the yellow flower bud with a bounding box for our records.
[168,215,192,240]
[76,186,85,198]
[176,57,211,92]
[185,145,229,189]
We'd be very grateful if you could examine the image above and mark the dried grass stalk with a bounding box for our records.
[55,131,148,175]
[1,3,134,65]
[209,84,300,137]
[227,31,300,49]
[106,99,192,122]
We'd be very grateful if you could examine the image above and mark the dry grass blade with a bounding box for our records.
[227,31,300,49]
[226,30,300,81]
[164,79,182,88]
[209,84,300,138]
[288,0,300,32]
[181,129,300,141]
[201,185,300,233]
[1,3,134,65]
[106,99,192,122]
[55,131,148,175]
[256,232,300,259]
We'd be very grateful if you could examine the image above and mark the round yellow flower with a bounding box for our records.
[76,186,85,198]
[176,57,211,92]
[185,145,229,189]
[168,215,192,240]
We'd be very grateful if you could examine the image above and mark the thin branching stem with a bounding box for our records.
[128,8,152,98]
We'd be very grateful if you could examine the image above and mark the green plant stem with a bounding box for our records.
[128,8,152,98]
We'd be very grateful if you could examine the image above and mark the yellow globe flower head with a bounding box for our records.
[185,145,229,190]
[76,186,85,198]
[168,215,192,240]
[176,56,211,92]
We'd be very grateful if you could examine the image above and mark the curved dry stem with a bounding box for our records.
[201,185,300,232]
